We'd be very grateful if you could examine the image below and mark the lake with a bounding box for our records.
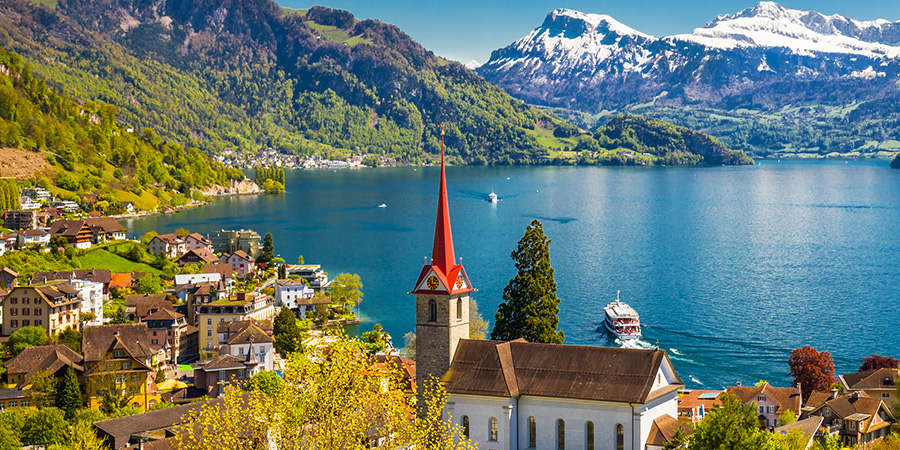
[125,160,900,389]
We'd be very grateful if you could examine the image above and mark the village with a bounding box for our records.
[0,169,899,450]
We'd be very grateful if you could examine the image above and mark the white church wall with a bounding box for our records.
[446,394,516,450]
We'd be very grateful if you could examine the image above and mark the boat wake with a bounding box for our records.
[670,348,683,355]
[689,375,704,386]
[616,338,655,350]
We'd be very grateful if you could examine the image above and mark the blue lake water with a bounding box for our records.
[125,160,900,390]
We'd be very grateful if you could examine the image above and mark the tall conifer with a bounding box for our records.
[491,219,564,344]
[57,366,83,420]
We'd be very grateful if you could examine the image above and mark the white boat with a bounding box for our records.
[378,204,387,208]
[604,291,641,340]
[487,191,498,202]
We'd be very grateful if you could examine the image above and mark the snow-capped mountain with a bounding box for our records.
[477,2,900,111]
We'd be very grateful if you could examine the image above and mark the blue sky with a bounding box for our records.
[276,0,900,64]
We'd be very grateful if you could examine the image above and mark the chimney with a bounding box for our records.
[114,330,119,336]
[737,381,742,387]
[850,392,859,402]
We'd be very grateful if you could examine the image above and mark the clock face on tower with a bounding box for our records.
[456,275,463,288]
[426,275,439,290]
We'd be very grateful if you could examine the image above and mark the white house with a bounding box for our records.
[275,279,328,319]
[174,273,222,290]
[15,229,50,248]
[184,233,214,253]
[221,250,255,277]
[219,322,275,375]
[69,279,104,326]
[726,382,801,429]
[148,233,186,258]
[443,340,686,450]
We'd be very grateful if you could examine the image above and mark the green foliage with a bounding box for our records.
[0,248,79,282]
[0,179,20,210]
[259,232,275,264]
[273,306,304,356]
[773,428,808,450]
[809,433,843,450]
[7,325,49,356]
[492,219,565,344]
[57,366,83,421]
[360,323,387,354]
[22,407,68,447]
[777,409,796,426]
[329,273,363,308]
[245,370,285,397]
[255,167,285,186]
[56,327,82,353]
[48,419,110,450]
[155,366,166,383]
[688,393,776,450]
[29,368,57,407]
[136,272,163,294]
[149,401,176,411]
[111,305,129,324]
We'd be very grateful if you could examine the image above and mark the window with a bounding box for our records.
[23,298,29,304]
[759,406,764,414]
[616,424,624,450]
[528,417,536,448]
[883,393,891,398]
[9,402,16,407]
[35,320,41,326]
[22,320,29,327]
[21,401,29,407]
[123,362,132,369]
[207,318,212,325]
[849,421,856,431]
[152,339,158,344]
[489,417,498,441]
[207,329,212,337]
[34,308,40,316]
[557,419,565,450]
[586,421,594,450]
[461,415,469,439]
[10,298,16,304]
[10,320,16,328]
[10,308,16,316]
[22,308,29,316]
[457,298,462,320]
[428,299,437,322]
[758,396,766,402]
[131,374,138,382]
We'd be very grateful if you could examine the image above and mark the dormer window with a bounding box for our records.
[757,396,766,402]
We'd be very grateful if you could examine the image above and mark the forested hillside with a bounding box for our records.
[0,47,237,211]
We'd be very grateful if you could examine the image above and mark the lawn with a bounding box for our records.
[77,247,161,275]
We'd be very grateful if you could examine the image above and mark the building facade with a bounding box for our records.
[0,283,82,337]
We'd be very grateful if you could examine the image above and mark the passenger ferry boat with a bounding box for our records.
[604,291,641,340]
[487,191,498,202]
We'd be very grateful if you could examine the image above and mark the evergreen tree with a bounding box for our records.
[259,232,275,264]
[491,219,564,344]
[273,307,303,355]
[57,366,83,421]
[111,306,129,324]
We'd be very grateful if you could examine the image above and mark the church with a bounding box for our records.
[411,127,689,450]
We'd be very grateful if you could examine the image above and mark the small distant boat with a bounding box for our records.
[487,191,498,203]
[378,204,387,208]
[604,291,641,340]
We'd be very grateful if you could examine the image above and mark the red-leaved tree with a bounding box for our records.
[789,345,835,402]
[859,354,900,372]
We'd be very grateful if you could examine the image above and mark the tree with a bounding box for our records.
[777,409,797,426]
[29,369,57,408]
[136,273,163,294]
[859,354,899,372]
[789,346,835,402]
[155,366,166,383]
[48,419,110,450]
[57,366,83,420]
[403,332,416,360]
[49,234,68,251]
[245,370,285,397]
[174,334,475,450]
[57,327,82,353]
[361,323,387,354]
[111,306,129,324]
[259,232,275,264]
[492,219,564,344]
[273,307,303,356]
[22,407,68,447]
[329,273,363,309]
[7,325,49,356]
[140,231,158,245]
[687,393,776,450]
[175,227,190,238]
[469,299,488,340]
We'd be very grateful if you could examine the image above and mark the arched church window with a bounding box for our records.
[457,298,462,320]
[489,417,498,441]
[528,416,536,448]
[462,415,469,438]
[585,421,594,450]
[557,419,565,450]
[428,299,437,322]
[616,423,624,450]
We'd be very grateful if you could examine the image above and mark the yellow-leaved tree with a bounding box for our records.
[174,333,476,450]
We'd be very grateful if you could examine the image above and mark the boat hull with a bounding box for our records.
[605,319,641,340]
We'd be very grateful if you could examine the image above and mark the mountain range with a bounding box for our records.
[477,2,900,156]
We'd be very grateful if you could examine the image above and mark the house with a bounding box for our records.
[184,233,213,253]
[36,207,63,226]
[0,233,16,252]
[274,279,328,318]
[176,248,219,266]
[216,320,274,344]
[677,390,723,425]
[774,416,823,450]
[374,354,416,394]
[110,273,134,290]
[203,262,233,282]
[174,273,223,301]
[727,382,802,428]
[49,220,94,249]
[217,321,275,374]
[0,267,18,290]
[645,414,694,450]
[195,292,275,352]
[82,323,159,412]
[123,202,134,213]
[15,229,50,247]
[93,397,230,448]
[805,391,895,446]
[148,234,185,258]
[85,217,127,242]
[4,344,84,389]
[221,250,255,277]
[443,340,684,450]
[284,264,330,290]
[132,301,198,364]
[69,278,105,326]
[4,209,37,230]
[0,282,82,337]
[124,294,169,322]
[210,229,261,258]
[0,388,33,411]
[839,368,900,406]
[192,354,253,398]
[180,282,227,322]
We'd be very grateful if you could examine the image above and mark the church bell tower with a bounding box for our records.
[411,124,474,392]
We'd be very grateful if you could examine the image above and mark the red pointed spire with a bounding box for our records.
[431,123,456,275]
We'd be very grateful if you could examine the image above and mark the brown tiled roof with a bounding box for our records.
[678,390,724,410]
[94,398,227,449]
[230,250,253,261]
[32,269,112,285]
[444,339,682,403]
[145,309,182,321]
[226,323,274,345]
[177,248,218,263]
[217,320,253,334]
[204,263,232,278]
[842,368,899,390]
[805,391,834,409]
[134,301,174,320]
[276,278,307,286]
[727,383,802,415]
[49,220,90,237]
[5,344,83,375]
[126,438,175,450]
[84,217,126,233]
[646,414,693,446]
[18,229,48,236]
[125,294,169,307]
[187,233,210,244]
[35,281,78,298]
[193,354,248,371]
[814,393,892,433]
[82,323,154,363]
[153,233,183,244]
[375,355,416,392]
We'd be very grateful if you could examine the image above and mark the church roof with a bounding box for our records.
[411,128,474,296]
[444,339,682,404]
